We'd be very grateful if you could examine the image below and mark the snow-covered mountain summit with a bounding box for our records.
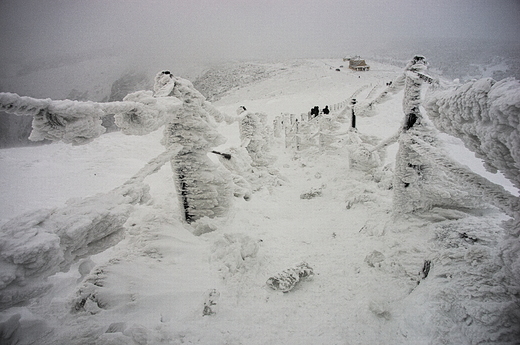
[0,58,518,345]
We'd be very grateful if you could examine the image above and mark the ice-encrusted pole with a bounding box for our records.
[350,98,357,129]
[144,71,233,223]
[236,106,275,166]
[392,56,433,213]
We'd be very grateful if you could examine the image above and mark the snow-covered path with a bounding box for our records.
[171,144,431,345]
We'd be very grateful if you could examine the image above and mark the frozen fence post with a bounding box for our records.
[273,115,283,138]
[237,106,275,166]
[392,56,437,213]
[350,98,357,129]
[295,119,301,151]
[283,113,289,148]
[283,113,296,149]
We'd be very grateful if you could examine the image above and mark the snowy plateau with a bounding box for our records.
[0,58,519,345]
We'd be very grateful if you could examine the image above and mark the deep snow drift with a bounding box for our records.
[0,59,519,345]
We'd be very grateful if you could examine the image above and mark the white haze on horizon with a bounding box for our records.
[0,0,519,71]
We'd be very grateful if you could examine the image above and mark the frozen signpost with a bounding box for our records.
[0,70,234,224]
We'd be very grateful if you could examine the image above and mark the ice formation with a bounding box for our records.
[148,72,233,223]
[423,75,520,309]
[236,106,276,167]
[0,93,106,145]
[424,77,520,191]
[359,56,514,215]
[0,182,150,310]
[266,262,314,292]
[1,57,519,344]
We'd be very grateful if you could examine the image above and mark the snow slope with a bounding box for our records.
[0,59,518,344]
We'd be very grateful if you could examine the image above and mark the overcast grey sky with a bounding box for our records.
[0,0,519,64]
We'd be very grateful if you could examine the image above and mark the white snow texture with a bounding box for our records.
[0,58,519,345]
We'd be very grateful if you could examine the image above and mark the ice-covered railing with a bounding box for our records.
[424,77,520,192]
[345,55,520,218]
[353,56,520,343]
[278,84,384,158]
[0,71,236,225]
[278,112,342,152]
[405,133,519,218]
[0,71,244,309]
[0,145,180,310]
[0,92,178,145]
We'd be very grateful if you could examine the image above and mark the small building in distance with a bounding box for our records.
[344,56,370,71]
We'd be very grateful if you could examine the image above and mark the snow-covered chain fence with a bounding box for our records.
[0,92,159,145]
[0,71,236,224]
[424,77,520,191]
[0,146,182,310]
[0,183,148,310]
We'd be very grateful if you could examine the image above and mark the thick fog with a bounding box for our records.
[1,0,519,71]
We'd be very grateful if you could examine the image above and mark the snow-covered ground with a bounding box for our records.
[0,59,518,344]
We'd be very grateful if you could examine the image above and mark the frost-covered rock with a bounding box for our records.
[364,250,386,267]
[202,289,220,316]
[266,262,314,292]
[300,185,324,199]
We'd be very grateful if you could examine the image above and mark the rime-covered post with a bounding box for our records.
[152,72,233,223]
[273,115,283,138]
[393,56,432,213]
[350,98,357,129]
[237,106,275,166]
[284,113,292,149]
[295,119,301,151]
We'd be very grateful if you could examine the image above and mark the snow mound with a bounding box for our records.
[210,233,261,279]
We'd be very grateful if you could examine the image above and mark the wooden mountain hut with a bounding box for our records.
[349,57,370,71]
